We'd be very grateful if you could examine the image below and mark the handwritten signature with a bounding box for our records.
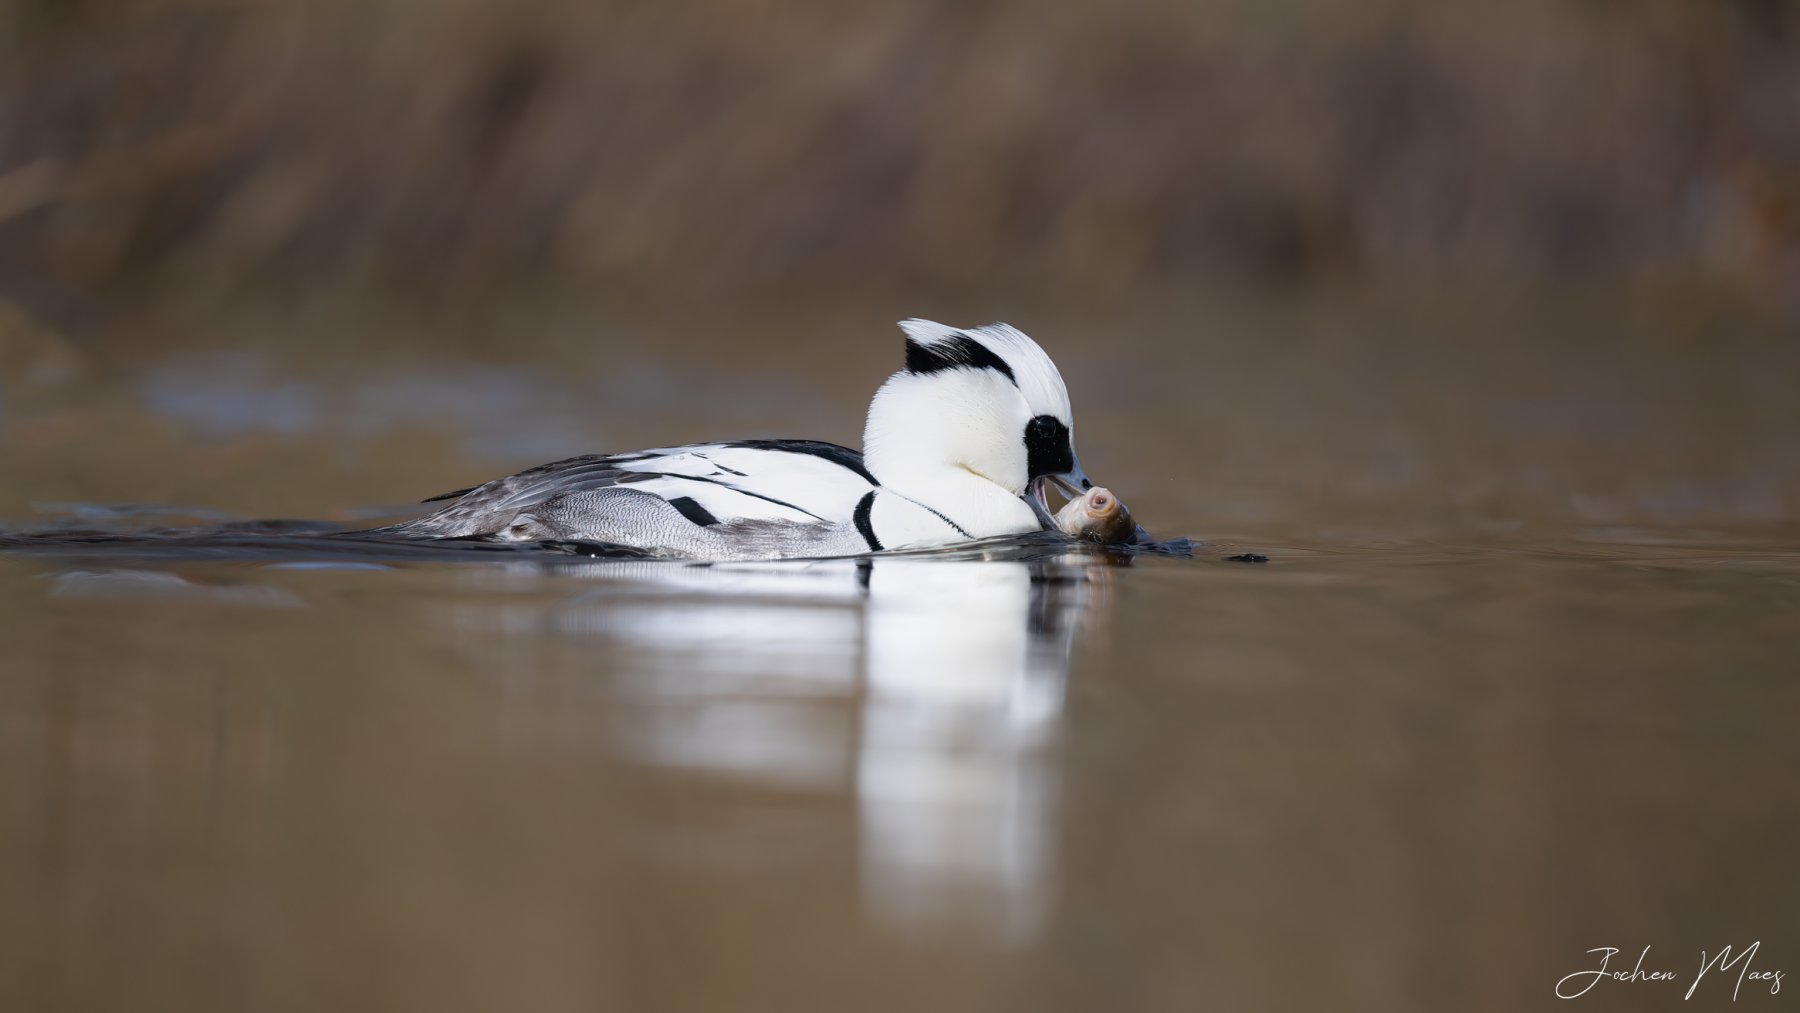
[1556,944,1784,1000]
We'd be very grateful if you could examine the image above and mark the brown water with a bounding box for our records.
[3,298,1798,1012]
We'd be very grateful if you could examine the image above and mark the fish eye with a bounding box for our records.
[1023,414,1074,478]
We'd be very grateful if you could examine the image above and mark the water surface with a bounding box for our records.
[3,521,1796,1013]
[4,298,1798,1010]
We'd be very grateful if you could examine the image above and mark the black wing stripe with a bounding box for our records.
[722,440,877,485]
[661,473,829,522]
[853,491,883,552]
[667,496,721,527]
[701,454,749,477]
[417,445,867,524]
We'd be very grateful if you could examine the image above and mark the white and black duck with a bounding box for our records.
[369,319,1093,560]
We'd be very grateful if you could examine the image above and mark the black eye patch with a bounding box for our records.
[905,334,1017,385]
[1024,415,1074,479]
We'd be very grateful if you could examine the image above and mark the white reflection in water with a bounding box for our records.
[857,560,1080,945]
[444,552,1100,944]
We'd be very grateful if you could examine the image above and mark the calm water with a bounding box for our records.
[2,525,1796,1012]
[3,300,1798,1011]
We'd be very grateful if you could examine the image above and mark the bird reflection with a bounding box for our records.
[443,549,1105,944]
[856,559,1081,944]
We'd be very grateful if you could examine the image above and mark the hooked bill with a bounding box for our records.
[1053,486,1138,545]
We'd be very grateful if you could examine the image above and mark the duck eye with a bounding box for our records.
[1023,414,1073,478]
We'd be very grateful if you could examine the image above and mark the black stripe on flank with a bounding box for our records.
[905,334,1017,385]
[853,491,883,552]
[912,499,972,540]
[667,496,720,527]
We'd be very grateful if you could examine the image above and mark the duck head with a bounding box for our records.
[863,319,1091,532]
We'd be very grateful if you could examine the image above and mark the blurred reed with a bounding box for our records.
[0,0,1795,310]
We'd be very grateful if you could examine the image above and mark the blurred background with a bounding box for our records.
[1,0,1797,534]
[3,6,1800,1013]
[5,0,1800,304]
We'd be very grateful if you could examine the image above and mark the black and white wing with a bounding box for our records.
[385,440,878,543]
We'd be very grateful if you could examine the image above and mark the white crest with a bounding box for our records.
[897,319,1074,428]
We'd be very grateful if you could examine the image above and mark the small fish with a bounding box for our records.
[1054,486,1138,545]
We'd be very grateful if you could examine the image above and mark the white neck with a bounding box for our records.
[861,369,1039,545]
[875,466,1042,547]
